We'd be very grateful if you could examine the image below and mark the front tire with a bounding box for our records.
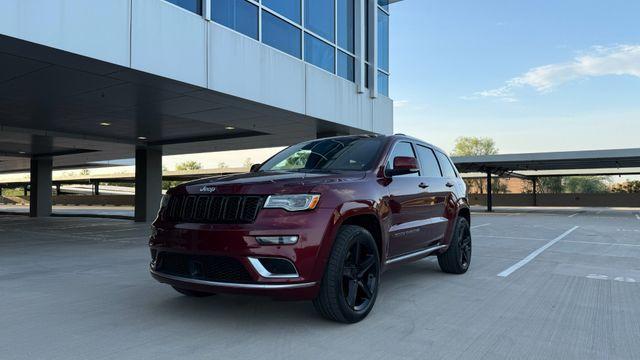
[313,225,380,323]
[437,217,472,274]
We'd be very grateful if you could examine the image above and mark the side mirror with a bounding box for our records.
[387,156,419,177]
[249,163,261,173]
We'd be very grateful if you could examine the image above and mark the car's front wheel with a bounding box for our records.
[313,225,380,323]
[437,217,472,274]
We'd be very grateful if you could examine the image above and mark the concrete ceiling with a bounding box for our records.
[0,34,359,173]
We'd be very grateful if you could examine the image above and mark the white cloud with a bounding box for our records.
[467,44,640,101]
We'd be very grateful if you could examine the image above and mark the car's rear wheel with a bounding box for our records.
[172,286,215,297]
[437,217,472,274]
[313,225,380,323]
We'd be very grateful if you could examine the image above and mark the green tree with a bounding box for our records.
[564,176,609,193]
[451,136,499,157]
[452,137,501,194]
[537,177,564,194]
[217,162,228,170]
[175,160,202,171]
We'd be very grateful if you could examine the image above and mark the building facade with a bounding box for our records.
[0,0,399,220]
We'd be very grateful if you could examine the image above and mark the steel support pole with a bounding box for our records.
[486,171,493,212]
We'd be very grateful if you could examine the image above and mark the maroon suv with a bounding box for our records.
[150,134,471,323]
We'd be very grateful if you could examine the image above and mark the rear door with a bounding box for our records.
[414,144,450,246]
[385,141,431,257]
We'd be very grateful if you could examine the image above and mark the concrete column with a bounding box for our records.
[135,146,163,223]
[29,157,53,217]
[486,171,493,212]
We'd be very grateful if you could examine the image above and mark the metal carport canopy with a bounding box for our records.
[451,148,640,174]
[450,148,640,212]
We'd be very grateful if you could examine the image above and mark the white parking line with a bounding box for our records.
[568,213,579,218]
[497,226,579,278]
[471,223,490,229]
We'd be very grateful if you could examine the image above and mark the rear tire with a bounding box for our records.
[172,286,215,297]
[438,217,472,274]
[313,225,380,323]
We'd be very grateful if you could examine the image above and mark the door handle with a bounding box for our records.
[445,182,455,188]
[418,182,429,189]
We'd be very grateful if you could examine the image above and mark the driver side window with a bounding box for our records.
[386,141,419,177]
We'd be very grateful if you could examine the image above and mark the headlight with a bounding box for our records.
[264,194,320,211]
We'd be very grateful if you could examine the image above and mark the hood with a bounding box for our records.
[172,170,366,195]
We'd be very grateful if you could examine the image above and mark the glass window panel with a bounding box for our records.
[377,9,389,71]
[337,51,354,81]
[377,0,389,12]
[263,0,301,24]
[211,0,258,39]
[365,0,370,62]
[337,0,355,52]
[378,71,389,96]
[416,145,443,178]
[165,0,202,14]
[262,11,302,58]
[386,142,418,177]
[304,0,335,42]
[435,152,459,178]
[305,33,335,73]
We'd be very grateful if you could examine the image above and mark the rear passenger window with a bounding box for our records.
[386,141,418,177]
[415,145,442,177]
[435,151,457,178]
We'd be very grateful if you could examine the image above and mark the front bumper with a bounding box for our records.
[149,208,335,299]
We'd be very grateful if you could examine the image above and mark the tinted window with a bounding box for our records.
[260,137,384,172]
[263,0,301,24]
[305,34,334,73]
[377,9,389,71]
[337,51,355,81]
[305,0,335,41]
[416,145,442,177]
[386,141,418,177]
[166,0,202,14]
[337,0,355,52]
[262,11,302,58]
[378,71,389,96]
[211,0,258,39]
[436,152,457,178]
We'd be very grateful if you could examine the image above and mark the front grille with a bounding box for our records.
[164,195,265,224]
[155,252,254,283]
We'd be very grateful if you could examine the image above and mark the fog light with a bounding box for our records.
[255,236,299,245]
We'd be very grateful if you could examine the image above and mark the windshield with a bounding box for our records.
[259,136,384,172]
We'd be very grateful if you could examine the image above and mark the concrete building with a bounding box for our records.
[0,0,399,221]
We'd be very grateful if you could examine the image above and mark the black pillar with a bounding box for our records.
[29,157,53,217]
[55,183,61,195]
[486,171,493,212]
[135,146,163,222]
[93,181,100,196]
[532,177,538,206]
[23,186,28,196]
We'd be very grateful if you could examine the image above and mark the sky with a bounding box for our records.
[390,0,640,154]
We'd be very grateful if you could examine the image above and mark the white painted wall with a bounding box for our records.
[0,0,393,135]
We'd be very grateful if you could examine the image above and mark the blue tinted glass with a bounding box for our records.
[166,0,202,14]
[305,34,334,73]
[377,9,389,71]
[337,0,354,52]
[305,0,335,41]
[377,0,389,11]
[377,71,389,96]
[263,0,301,24]
[262,11,302,58]
[337,51,354,81]
[211,0,258,39]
